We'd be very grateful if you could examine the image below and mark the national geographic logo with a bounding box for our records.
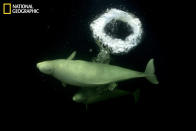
[3,3,11,14]
[3,3,39,14]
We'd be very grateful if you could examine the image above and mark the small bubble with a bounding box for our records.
[89,49,93,52]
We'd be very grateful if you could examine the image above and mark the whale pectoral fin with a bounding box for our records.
[62,83,67,87]
[131,88,140,103]
[67,51,77,60]
[108,83,117,91]
[95,83,117,95]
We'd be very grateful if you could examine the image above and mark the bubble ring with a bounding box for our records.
[90,8,143,54]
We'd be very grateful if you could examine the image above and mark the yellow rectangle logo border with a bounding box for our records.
[3,3,11,14]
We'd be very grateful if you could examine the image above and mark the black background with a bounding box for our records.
[1,0,180,117]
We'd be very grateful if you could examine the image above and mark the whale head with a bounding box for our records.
[37,61,54,75]
[72,93,87,103]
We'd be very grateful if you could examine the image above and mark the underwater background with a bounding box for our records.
[1,0,175,115]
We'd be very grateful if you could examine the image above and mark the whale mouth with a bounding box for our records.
[36,62,42,69]
[36,62,46,70]
[36,61,54,75]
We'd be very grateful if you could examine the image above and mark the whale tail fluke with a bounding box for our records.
[144,59,159,84]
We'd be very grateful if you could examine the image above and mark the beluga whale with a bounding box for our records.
[37,51,159,90]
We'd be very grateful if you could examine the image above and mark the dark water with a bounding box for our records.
[1,0,174,115]
[104,19,133,40]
